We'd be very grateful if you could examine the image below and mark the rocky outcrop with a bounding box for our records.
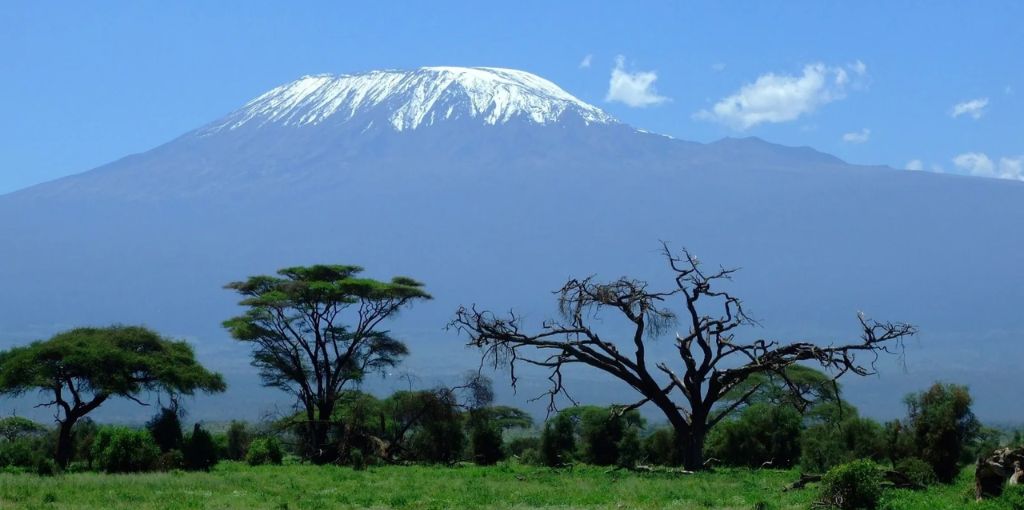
[975,447,1024,500]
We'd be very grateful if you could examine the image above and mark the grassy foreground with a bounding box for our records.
[0,462,1015,510]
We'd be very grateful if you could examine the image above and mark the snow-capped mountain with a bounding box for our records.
[1,67,1023,422]
[200,67,616,134]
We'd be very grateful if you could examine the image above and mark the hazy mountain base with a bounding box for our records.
[2,121,1023,423]
[0,463,1012,510]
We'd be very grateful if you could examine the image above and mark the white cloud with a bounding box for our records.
[605,55,669,108]
[953,152,1024,181]
[842,128,871,144]
[949,98,988,119]
[905,159,924,171]
[579,54,593,69]
[695,62,867,130]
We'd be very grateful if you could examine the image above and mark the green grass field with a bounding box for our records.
[0,462,1017,510]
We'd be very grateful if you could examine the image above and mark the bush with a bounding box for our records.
[707,403,802,468]
[349,448,366,471]
[0,439,45,469]
[91,427,160,473]
[468,414,504,465]
[818,460,883,510]
[540,412,575,466]
[642,428,679,466]
[182,424,218,471]
[616,427,642,468]
[35,457,59,476]
[577,407,644,466]
[894,457,937,486]
[801,417,887,473]
[146,408,183,453]
[246,437,283,466]
[156,449,185,471]
[903,383,979,483]
[225,421,251,461]
[507,436,540,458]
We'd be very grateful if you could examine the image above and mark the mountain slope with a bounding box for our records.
[1,67,1022,422]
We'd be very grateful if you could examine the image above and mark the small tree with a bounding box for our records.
[0,417,46,442]
[225,421,251,461]
[183,423,218,471]
[0,326,225,468]
[146,408,184,453]
[451,246,916,470]
[904,383,980,483]
[540,412,576,466]
[224,265,429,463]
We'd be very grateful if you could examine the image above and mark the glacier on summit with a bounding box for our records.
[201,67,617,133]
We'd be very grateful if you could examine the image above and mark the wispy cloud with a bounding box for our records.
[579,54,593,69]
[695,61,867,130]
[949,98,989,119]
[605,55,668,108]
[953,152,1023,181]
[842,128,871,144]
[711,62,727,72]
[905,159,924,171]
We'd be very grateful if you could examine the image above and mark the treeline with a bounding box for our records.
[1,373,1018,484]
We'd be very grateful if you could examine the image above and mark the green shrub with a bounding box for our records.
[577,407,644,466]
[507,436,540,458]
[349,448,366,471]
[801,417,887,473]
[616,427,642,468]
[182,424,218,471]
[894,457,937,486]
[903,383,979,483]
[246,437,284,466]
[642,428,679,466]
[706,403,802,468]
[468,415,504,465]
[156,449,185,471]
[225,421,251,461]
[540,412,575,466]
[91,427,160,473]
[146,408,183,453]
[35,457,59,476]
[818,460,883,510]
[0,439,44,469]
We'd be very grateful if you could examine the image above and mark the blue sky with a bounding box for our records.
[2,1,1021,194]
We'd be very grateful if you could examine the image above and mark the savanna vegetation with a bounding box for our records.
[0,254,1021,509]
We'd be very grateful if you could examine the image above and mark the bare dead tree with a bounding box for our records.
[449,244,916,470]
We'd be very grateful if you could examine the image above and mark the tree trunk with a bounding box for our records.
[55,419,76,469]
[679,425,707,471]
[308,401,336,464]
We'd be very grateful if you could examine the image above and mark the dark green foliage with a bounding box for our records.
[882,420,915,464]
[349,448,366,470]
[146,408,183,453]
[722,365,840,415]
[223,265,429,464]
[0,326,225,467]
[507,436,540,461]
[971,426,1003,461]
[34,457,59,476]
[484,406,534,431]
[616,427,642,468]
[91,427,160,473]
[706,403,802,468]
[72,418,99,467]
[0,438,46,469]
[800,416,887,473]
[226,421,251,461]
[0,417,46,442]
[408,395,464,464]
[903,383,980,483]
[156,449,185,471]
[182,424,218,471]
[894,457,937,486]
[245,437,283,466]
[817,460,883,510]
[642,427,680,466]
[540,412,575,467]
[468,412,504,465]
[573,406,644,466]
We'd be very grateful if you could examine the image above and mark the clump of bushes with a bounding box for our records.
[894,457,937,487]
[817,460,882,510]
[183,424,218,471]
[706,403,802,468]
[91,427,160,473]
[246,437,283,466]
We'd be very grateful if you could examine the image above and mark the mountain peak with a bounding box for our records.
[200,67,616,134]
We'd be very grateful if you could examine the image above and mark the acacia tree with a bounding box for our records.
[450,246,916,470]
[0,326,225,468]
[223,265,430,464]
